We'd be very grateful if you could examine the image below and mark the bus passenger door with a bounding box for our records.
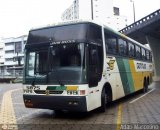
[88,45,103,87]
[87,45,103,110]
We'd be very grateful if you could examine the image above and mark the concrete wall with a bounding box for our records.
[146,36,160,81]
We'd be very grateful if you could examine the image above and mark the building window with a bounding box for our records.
[5,58,13,61]
[5,42,14,46]
[5,50,14,53]
[114,7,120,16]
[15,42,22,53]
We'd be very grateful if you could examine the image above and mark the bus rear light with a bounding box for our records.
[80,90,85,95]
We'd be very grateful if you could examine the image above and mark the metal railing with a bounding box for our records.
[119,9,160,34]
[0,70,23,79]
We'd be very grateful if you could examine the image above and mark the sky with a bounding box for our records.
[0,0,159,38]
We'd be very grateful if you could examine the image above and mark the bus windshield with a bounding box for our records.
[25,43,86,85]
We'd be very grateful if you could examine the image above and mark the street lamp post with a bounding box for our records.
[130,0,135,23]
[91,0,94,20]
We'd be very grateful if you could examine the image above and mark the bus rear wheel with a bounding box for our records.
[143,79,148,93]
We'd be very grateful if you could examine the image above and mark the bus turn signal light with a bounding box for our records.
[80,90,85,95]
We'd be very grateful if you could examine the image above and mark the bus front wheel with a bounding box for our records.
[99,87,107,112]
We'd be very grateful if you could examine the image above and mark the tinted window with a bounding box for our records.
[26,50,48,76]
[128,42,135,57]
[89,45,103,87]
[135,46,141,59]
[118,39,127,56]
[149,52,152,61]
[88,24,102,43]
[27,23,88,44]
[141,48,146,60]
[105,31,117,54]
[146,50,150,60]
[49,44,83,69]
[89,45,103,73]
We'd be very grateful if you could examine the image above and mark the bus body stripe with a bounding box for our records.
[128,60,137,91]
[116,58,130,95]
[123,59,135,93]
[128,60,142,91]
[116,58,137,95]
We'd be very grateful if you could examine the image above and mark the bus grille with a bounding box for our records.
[34,90,63,94]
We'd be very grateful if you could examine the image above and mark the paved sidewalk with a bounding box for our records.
[0,82,160,130]
[121,82,160,124]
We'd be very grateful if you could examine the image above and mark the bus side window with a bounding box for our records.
[149,52,152,61]
[105,31,117,55]
[128,42,135,57]
[118,38,127,56]
[135,46,141,59]
[146,50,150,61]
[36,51,48,74]
[141,48,146,60]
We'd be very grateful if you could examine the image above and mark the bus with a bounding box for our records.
[23,20,153,112]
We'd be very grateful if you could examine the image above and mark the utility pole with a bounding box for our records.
[130,0,135,23]
[91,0,94,20]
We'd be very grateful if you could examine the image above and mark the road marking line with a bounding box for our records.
[0,88,22,125]
[116,104,122,130]
[130,88,155,104]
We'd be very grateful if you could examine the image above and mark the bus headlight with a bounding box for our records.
[66,86,78,95]
[67,90,78,95]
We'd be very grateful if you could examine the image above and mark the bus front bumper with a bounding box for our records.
[23,94,87,112]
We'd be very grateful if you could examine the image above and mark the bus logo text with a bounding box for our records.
[107,60,115,70]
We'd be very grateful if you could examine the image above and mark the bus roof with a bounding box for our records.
[29,20,150,51]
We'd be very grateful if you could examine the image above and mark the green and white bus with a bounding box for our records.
[23,21,153,112]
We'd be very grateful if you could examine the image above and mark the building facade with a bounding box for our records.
[0,39,5,74]
[61,0,127,31]
[61,0,79,21]
[1,35,27,77]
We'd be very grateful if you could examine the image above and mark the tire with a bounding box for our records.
[99,87,107,112]
[143,80,148,93]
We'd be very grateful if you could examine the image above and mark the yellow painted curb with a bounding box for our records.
[0,88,22,126]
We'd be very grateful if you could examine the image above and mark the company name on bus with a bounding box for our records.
[137,63,146,70]
[50,40,76,45]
